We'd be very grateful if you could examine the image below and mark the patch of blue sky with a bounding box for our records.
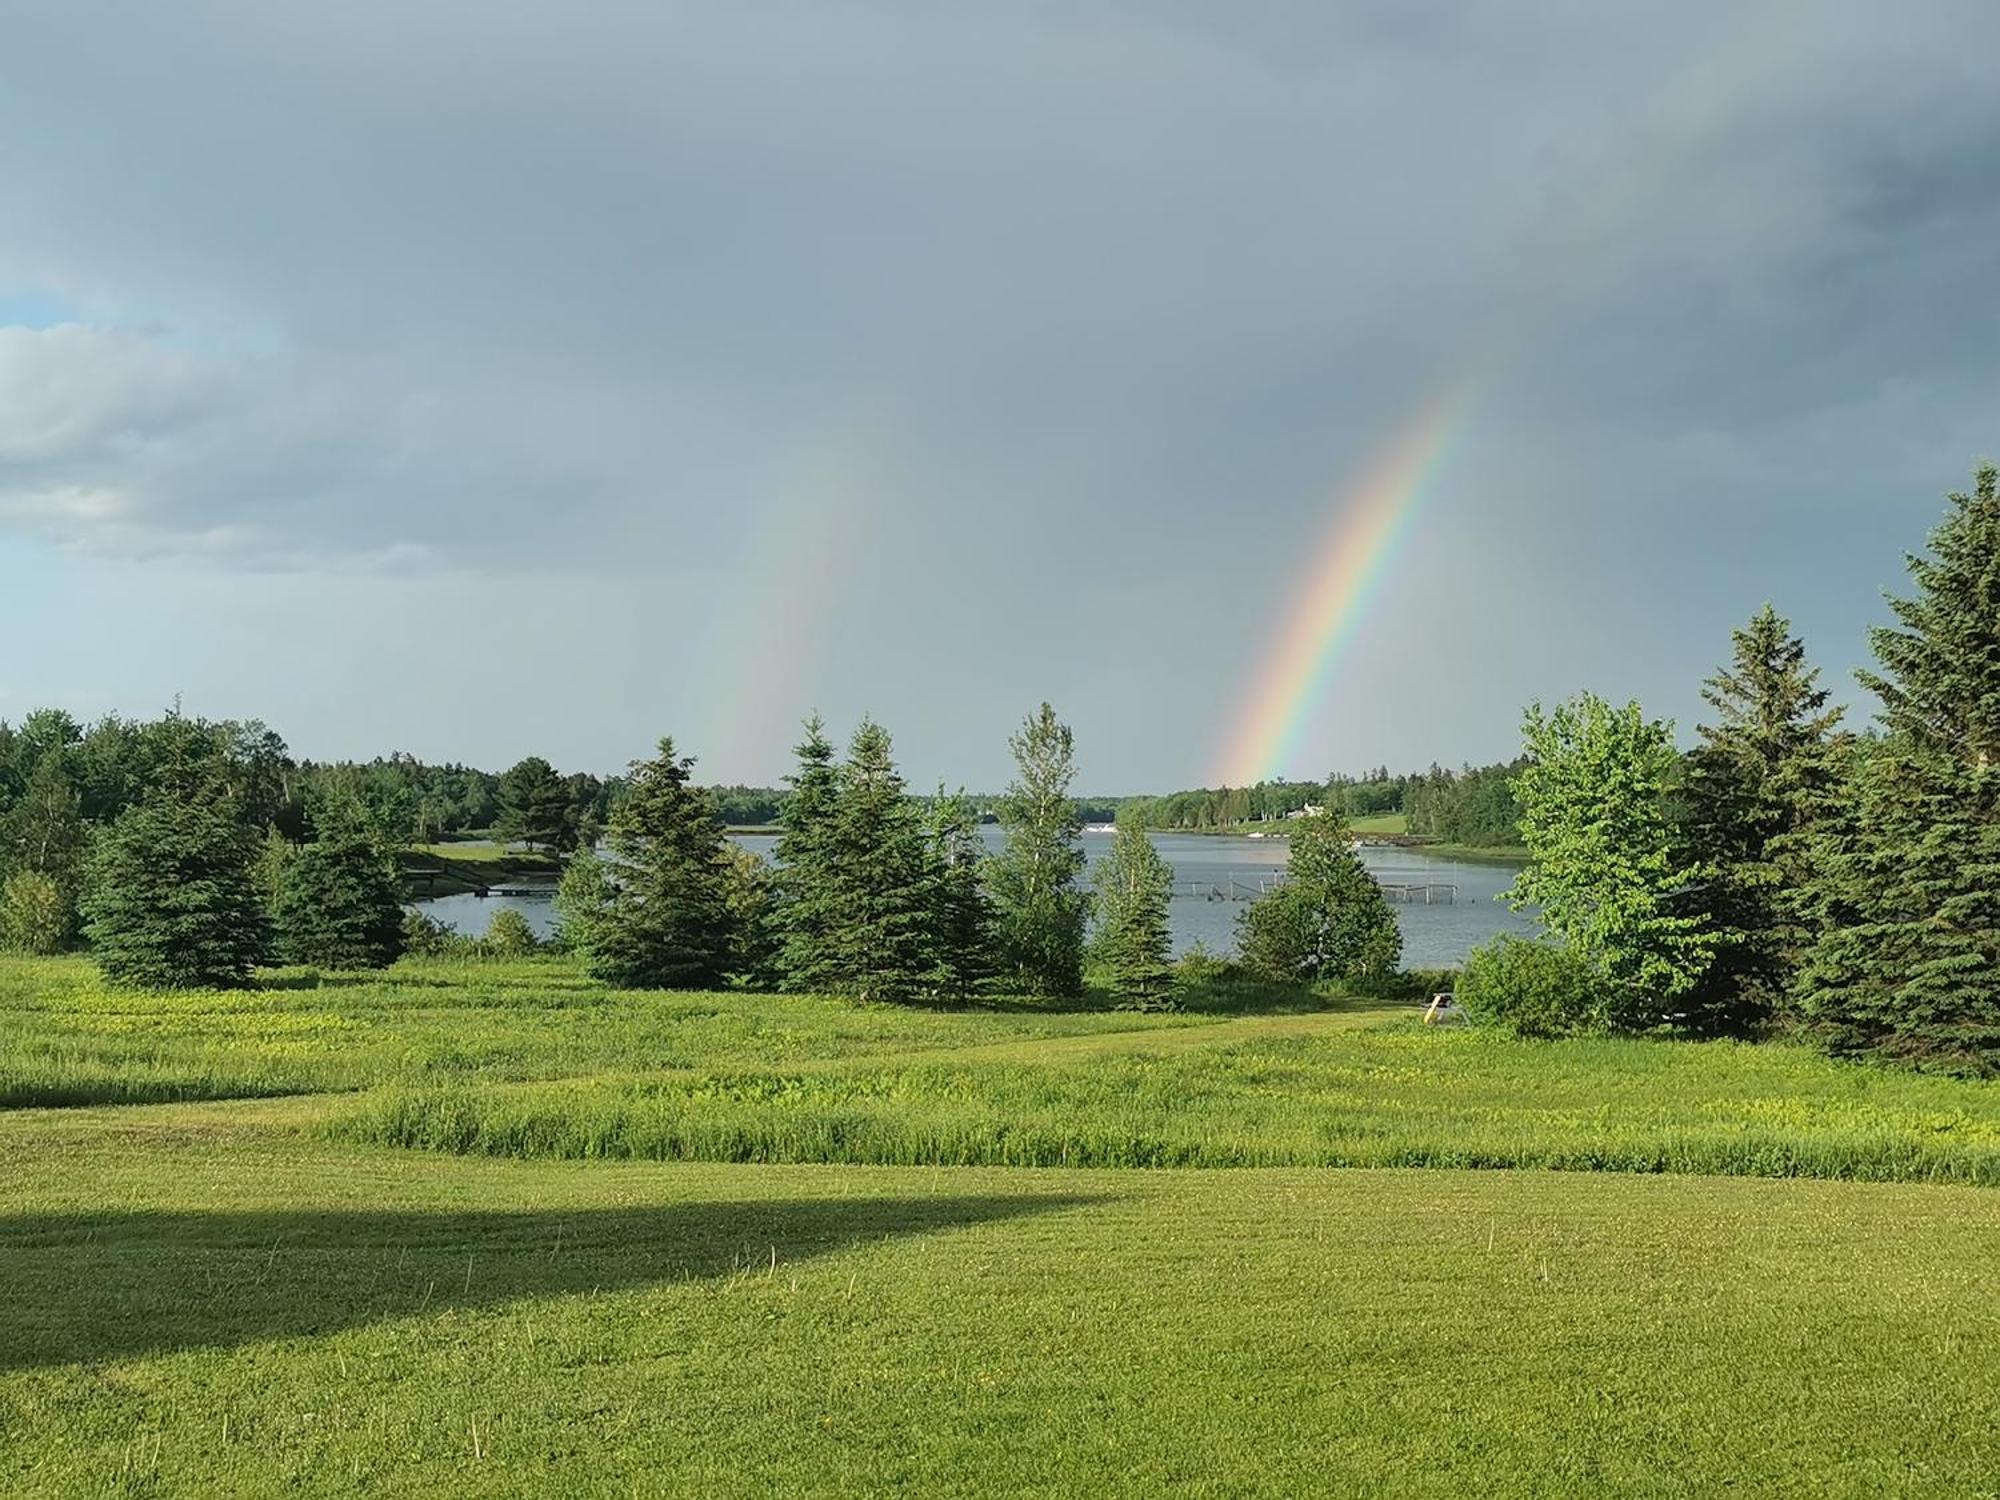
[0,288,81,328]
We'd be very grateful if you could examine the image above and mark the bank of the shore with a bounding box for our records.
[398,842,558,899]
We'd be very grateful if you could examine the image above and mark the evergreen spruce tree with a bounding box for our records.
[1238,806,1400,983]
[987,703,1089,998]
[1092,807,1176,1009]
[83,796,267,989]
[772,715,844,993]
[720,842,780,989]
[1678,605,1847,1033]
[1508,694,1718,1028]
[582,737,735,989]
[817,720,935,1004]
[1798,464,2000,1072]
[270,827,406,969]
[924,787,997,1001]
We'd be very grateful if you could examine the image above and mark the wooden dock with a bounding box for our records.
[1377,880,1458,904]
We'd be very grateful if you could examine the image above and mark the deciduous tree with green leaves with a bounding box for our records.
[1237,806,1400,984]
[1,871,71,955]
[1507,694,1717,1028]
[1798,464,2000,1073]
[0,750,88,951]
[987,703,1089,998]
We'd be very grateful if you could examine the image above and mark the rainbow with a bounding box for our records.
[1215,378,1480,787]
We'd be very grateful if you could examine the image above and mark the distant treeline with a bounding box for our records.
[1097,765,1525,847]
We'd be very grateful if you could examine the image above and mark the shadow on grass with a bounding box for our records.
[0,1192,1103,1370]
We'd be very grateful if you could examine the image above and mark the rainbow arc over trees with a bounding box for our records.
[1215,380,1480,787]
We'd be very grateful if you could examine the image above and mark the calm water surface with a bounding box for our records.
[412,829,1538,968]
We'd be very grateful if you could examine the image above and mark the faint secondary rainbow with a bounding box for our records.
[1215,377,1482,787]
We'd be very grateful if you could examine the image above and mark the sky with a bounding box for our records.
[3,1,1999,790]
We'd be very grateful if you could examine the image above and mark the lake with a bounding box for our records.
[411,829,1538,968]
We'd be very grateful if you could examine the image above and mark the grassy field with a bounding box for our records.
[3,955,1998,1495]
[1349,810,1409,835]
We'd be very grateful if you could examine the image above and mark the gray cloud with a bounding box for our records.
[3,1,1998,783]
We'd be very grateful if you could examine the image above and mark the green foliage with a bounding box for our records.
[399,908,459,957]
[1237,808,1400,982]
[81,791,267,989]
[2,750,88,894]
[815,720,936,1004]
[252,825,294,910]
[1800,465,2000,1074]
[1401,760,1527,849]
[0,870,73,955]
[924,787,997,1001]
[1121,779,1324,830]
[495,755,576,857]
[1508,695,1718,1028]
[553,848,617,956]
[295,755,499,842]
[484,907,539,957]
[1677,605,1847,1034]
[720,843,780,987]
[1457,935,1606,1038]
[270,829,405,970]
[1091,808,1176,1010]
[987,703,1089,998]
[575,738,736,990]
[709,785,786,827]
[772,715,843,994]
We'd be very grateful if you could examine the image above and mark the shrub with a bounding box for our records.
[1340,967,1458,1002]
[484,907,540,957]
[1,870,74,955]
[400,910,460,956]
[1456,936,1607,1038]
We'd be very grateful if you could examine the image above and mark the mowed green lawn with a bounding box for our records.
[2,957,1998,1496]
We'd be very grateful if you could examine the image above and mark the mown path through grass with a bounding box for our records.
[3,1118,1996,1498]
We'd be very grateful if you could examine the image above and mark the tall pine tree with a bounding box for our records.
[1798,464,2000,1073]
[772,715,843,993]
[1677,605,1847,1033]
[1092,807,1176,1009]
[817,720,935,1004]
[987,703,1089,998]
[582,737,736,989]
[495,756,575,858]
[925,786,997,1002]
